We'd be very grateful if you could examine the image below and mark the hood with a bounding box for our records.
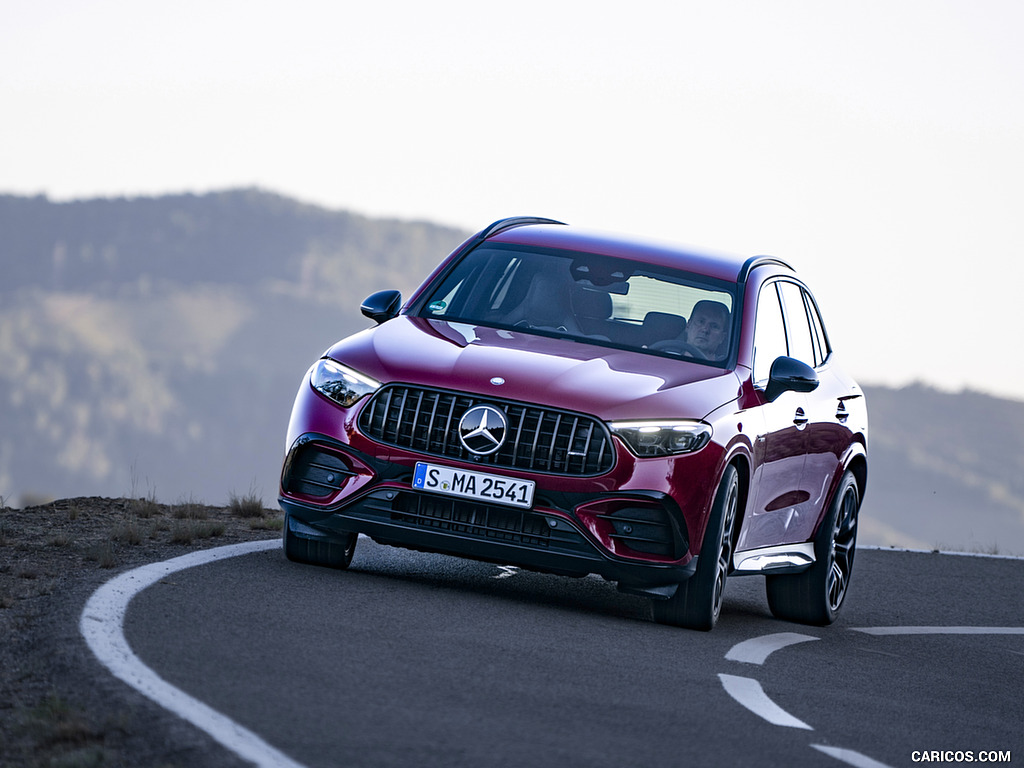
[327,317,741,421]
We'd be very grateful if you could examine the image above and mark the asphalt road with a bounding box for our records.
[122,540,1024,768]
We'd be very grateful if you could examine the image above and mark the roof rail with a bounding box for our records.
[738,255,794,284]
[477,216,566,240]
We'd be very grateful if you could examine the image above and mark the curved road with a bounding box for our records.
[102,541,1023,767]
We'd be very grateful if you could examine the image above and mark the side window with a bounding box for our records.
[753,283,788,384]
[778,281,816,368]
[805,292,831,366]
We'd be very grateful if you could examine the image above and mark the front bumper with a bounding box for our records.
[279,434,698,595]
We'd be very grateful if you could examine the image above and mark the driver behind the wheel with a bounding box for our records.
[683,300,730,359]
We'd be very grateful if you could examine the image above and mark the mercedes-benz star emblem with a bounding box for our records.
[458,405,508,456]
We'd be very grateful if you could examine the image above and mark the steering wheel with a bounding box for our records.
[514,320,568,333]
[650,339,706,358]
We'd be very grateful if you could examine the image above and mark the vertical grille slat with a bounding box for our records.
[509,406,526,466]
[394,389,411,442]
[568,416,583,474]
[358,385,614,477]
[528,409,544,471]
[546,413,563,472]
[381,388,398,442]
[423,391,441,451]
[438,395,456,455]
[407,390,423,448]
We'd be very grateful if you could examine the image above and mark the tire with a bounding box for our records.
[653,465,739,631]
[766,471,859,625]
[283,511,357,570]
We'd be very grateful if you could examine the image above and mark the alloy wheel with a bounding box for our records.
[826,483,859,612]
[712,478,739,620]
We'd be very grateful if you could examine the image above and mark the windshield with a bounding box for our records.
[417,245,736,366]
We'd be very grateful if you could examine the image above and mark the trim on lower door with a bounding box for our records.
[732,542,815,574]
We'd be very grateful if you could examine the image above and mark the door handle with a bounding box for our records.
[793,407,809,427]
[835,400,849,422]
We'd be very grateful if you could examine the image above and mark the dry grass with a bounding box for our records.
[110,516,145,545]
[127,496,160,519]
[21,691,106,767]
[249,516,284,532]
[48,531,74,548]
[83,541,118,569]
[169,519,226,544]
[228,490,267,519]
[171,497,209,520]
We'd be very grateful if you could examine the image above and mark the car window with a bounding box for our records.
[608,275,730,325]
[805,291,831,366]
[418,245,736,366]
[778,281,816,369]
[753,282,788,384]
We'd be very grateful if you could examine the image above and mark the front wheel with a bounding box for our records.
[283,511,357,569]
[652,465,739,631]
[766,471,860,625]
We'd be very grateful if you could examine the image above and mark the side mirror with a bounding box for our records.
[361,289,402,324]
[764,356,819,402]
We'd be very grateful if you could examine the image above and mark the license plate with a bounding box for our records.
[412,462,535,509]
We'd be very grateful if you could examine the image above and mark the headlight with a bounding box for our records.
[310,359,380,408]
[609,420,712,456]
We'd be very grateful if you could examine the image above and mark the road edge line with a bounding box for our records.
[79,538,307,768]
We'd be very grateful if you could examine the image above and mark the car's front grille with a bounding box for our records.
[358,385,615,476]
[364,491,552,548]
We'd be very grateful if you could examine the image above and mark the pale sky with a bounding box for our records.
[4,1,1023,399]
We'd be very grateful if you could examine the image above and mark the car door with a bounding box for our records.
[778,281,856,538]
[737,280,814,552]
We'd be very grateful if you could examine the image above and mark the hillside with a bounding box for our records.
[859,384,1024,554]
[1,190,1022,554]
[0,189,468,508]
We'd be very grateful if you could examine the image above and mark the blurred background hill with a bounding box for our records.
[2,190,1022,555]
[0,189,465,506]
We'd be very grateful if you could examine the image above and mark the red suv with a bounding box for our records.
[279,217,868,630]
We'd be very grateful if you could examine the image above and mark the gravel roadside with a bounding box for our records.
[0,497,283,768]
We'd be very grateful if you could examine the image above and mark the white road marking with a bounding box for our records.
[724,632,819,665]
[717,674,813,730]
[812,744,895,768]
[722,625,1023,766]
[853,626,1024,636]
[80,539,307,768]
[493,565,520,579]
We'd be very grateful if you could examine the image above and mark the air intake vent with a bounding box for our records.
[364,491,553,548]
[284,445,356,498]
[358,385,614,476]
[598,506,676,557]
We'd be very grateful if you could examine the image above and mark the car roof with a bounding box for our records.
[483,220,790,284]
